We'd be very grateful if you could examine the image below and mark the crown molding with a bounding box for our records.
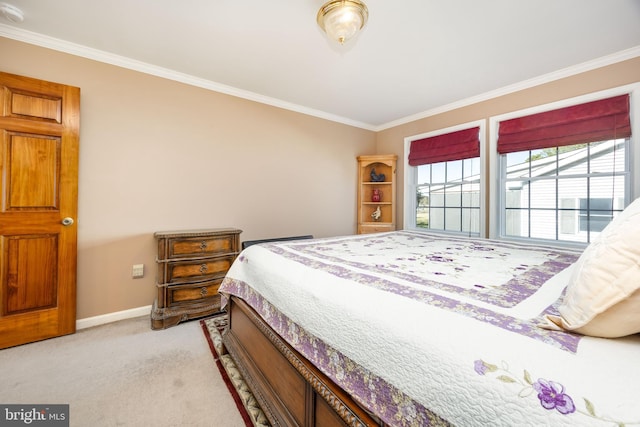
[0,24,376,131]
[375,45,640,132]
[1,24,637,133]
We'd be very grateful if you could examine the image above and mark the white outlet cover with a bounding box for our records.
[132,264,144,278]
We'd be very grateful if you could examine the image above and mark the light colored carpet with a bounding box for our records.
[0,316,245,427]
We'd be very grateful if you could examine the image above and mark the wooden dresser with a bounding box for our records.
[150,228,242,330]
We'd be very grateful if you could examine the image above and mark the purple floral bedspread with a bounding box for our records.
[266,231,581,351]
[220,231,640,426]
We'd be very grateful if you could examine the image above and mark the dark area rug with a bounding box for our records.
[201,314,270,427]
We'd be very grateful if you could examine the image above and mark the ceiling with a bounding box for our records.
[1,0,640,130]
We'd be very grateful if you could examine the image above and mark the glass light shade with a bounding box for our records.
[317,0,368,45]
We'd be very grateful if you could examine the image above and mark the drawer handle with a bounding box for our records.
[200,287,208,297]
[199,264,208,273]
[199,241,208,250]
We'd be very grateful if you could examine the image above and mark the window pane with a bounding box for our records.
[417,165,431,184]
[463,157,480,179]
[528,148,549,161]
[462,208,480,233]
[417,186,429,207]
[612,177,626,207]
[410,153,480,236]
[531,147,558,175]
[530,210,556,239]
[505,209,528,237]
[611,140,627,174]
[416,205,429,228]
[432,163,446,183]
[558,144,588,175]
[579,197,614,236]
[501,138,629,244]
[590,175,624,201]
[430,208,445,229]
[446,160,462,182]
[558,178,587,201]
[529,180,556,208]
[462,185,480,207]
[589,140,626,174]
[506,151,530,177]
[445,185,462,207]
[505,181,529,208]
[431,188,445,207]
[585,212,613,233]
[444,208,461,231]
[558,179,586,236]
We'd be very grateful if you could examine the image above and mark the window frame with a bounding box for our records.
[403,120,486,236]
[499,139,629,244]
[488,83,640,245]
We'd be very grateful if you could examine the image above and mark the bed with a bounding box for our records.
[219,211,640,426]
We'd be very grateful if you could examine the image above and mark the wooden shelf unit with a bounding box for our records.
[357,154,397,234]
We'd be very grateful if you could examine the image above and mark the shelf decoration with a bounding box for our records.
[370,168,386,182]
[371,206,381,221]
[357,154,396,234]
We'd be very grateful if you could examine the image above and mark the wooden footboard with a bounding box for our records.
[222,296,385,427]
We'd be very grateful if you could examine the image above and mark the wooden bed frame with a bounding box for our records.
[221,296,387,427]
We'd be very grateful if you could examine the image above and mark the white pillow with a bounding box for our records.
[545,197,640,338]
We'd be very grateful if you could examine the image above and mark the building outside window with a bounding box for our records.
[404,121,485,236]
[405,85,638,246]
[501,139,628,244]
[415,157,481,234]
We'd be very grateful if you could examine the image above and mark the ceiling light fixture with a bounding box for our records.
[317,0,368,45]
[0,3,24,23]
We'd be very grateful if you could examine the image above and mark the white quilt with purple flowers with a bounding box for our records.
[219,231,640,427]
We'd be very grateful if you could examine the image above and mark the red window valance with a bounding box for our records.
[497,94,631,154]
[408,127,480,166]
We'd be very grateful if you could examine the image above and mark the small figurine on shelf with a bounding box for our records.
[371,206,381,221]
[370,168,385,182]
[371,188,382,202]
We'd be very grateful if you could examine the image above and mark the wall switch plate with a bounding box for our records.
[132,264,144,278]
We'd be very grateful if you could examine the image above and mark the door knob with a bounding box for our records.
[61,217,74,226]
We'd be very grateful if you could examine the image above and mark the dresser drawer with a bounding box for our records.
[157,232,239,260]
[167,280,222,307]
[159,254,235,284]
[151,227,241,329]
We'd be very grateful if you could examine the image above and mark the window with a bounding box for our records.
[579,198,615,233]
[491,90,636,245]
[501,139,628,243]
[405,85,639,246]
[416,158,481,233]
[404,122,484,235]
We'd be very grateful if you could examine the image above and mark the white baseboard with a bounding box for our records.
[76,305,151,330]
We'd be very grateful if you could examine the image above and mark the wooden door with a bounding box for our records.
[0,71,80,349]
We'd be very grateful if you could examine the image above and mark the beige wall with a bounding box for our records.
[2,35,639,321]
[0,37,376,319]
[376,56,640,230]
